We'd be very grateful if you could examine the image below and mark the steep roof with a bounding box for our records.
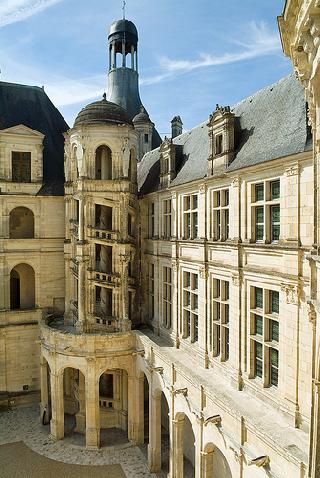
[138,74,312,194]
[0,81,69,195]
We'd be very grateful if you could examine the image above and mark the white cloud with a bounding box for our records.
[160,21,281,73]
[0,0,63,28]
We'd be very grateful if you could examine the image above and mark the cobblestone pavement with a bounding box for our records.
[0,405,157,478]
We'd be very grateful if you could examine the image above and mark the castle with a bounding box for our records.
[1,3,320,476]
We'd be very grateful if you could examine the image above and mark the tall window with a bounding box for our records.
[250,286,279,387]
[252,179,280,243]
[147,263,155,319]
[211,279,230,361]
[162,266,172,329]
[212,189,229,240]
[215,134,223,155]
[148,202,155,238]
[12,152,31,182]
[163,199,172,238]
[183,194,198,239]
[182,272,198,342]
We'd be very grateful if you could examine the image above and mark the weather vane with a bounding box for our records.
[122,0,126,20]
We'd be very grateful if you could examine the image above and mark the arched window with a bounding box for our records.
[95,146,112,180]
[9,207,34,238]
[10,263,35,309]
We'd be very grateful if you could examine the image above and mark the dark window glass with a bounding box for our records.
[271,291,279,314]
[270,320,279,342]
[270,348,279,386]
[255,342,263,378]
[255,288,263,309]
[255,183,264,201]
[256,206,264,240]
[271,180,280,200]
[144,133,149,143]
[271,205,280,241]
[255,315,263,335]
[12,152,31,182]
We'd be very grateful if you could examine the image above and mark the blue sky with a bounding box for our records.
[0,0,292,135]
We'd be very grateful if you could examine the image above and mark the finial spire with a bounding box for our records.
[122,0,126,20]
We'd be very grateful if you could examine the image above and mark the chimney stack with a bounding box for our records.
[171,116,183,139]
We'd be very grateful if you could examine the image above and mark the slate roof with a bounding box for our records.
[0,81,69,195]
[138,74,312,194]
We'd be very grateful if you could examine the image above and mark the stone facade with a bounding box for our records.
[1,6,319,478]
[279,3,320,477]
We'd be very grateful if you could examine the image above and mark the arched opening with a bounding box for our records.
[63,367,86,446]
[161,392,170,473]
[99,369,129,447]
[212,445,233,478]
[9,207,34,238]
[10,263,35,310]
[95,145,112,180]
[183,415,195,477]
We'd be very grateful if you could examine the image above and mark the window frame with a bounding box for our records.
[182,271,199,343]
[212,188,230,241]
[182,194,198,240]
[251,179,281,244]
[210,277,230,362]
[250,286,280,388]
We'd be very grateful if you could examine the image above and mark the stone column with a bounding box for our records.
[148,391,162,472]
[85,361,100,449]
[78,196,85,242]
[127,374,144,444]
[50,372,64,440]
[201,449,214,477]
[131,45,135,69]
[172,417,184,478]
[77,258,86,328]
[75,372,86,433]
[40,358,49,423]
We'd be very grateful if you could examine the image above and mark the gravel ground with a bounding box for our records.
[0,405,157,478]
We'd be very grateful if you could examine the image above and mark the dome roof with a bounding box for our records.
[133,106,151,124]
[108,19,138,40]
[74,95,131,127]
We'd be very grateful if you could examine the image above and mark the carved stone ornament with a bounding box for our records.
[171,259,178,271]
[199,184,206,194]
[231,177,239,187]
[199,266,208,280]
[307,301,316,324]
[281,283,299,305]
[285,164,299,177]
[232,274,240,286]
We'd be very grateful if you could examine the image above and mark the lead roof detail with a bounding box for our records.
[138,74,312,194]
[0,81,69,196]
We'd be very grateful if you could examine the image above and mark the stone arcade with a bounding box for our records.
[1,6,320,478]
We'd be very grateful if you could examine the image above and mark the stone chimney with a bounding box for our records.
[171,116,183,139]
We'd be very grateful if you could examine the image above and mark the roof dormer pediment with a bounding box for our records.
[0,124,45,139]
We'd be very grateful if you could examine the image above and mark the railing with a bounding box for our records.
[88,226,119,242]
[99,397,114,409]
[70,220,79,238]
[88,270,121,286]
[70,259,78,277]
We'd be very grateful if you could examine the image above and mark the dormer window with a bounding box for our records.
[12,151,31,182]
[207,105,235,175]
[215,134,223,155]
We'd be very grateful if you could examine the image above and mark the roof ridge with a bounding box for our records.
[0,80,44,92]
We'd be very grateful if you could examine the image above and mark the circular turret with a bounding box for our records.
[74,94,131,127]
[132,106,152,125]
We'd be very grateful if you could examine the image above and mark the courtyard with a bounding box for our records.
[0,405,157,478]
